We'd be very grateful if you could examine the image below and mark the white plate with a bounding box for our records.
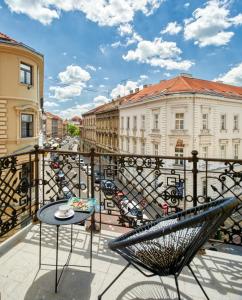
[54,209,75,219]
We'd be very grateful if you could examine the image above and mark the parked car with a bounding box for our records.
[120,197,143,218]
[62,186,75,199]
[75,157,85,166]
[100,179,117,196]
[94,171,104,184]
[85,166,92,176]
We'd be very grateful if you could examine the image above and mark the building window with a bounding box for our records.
[127,117,130,130]
[127,138,130,152]
[175,113,184,130]
[20,63,32,85]
[202,114,208,130]
[141,115,145,130]
[141,142,145,155]
[234,115,239,130]
[153,113,159,130]
[52,119,58,137]
[133,139,137,153]
[202,146,208,158]
[133,116,137,130]
[221,114,226,130]
[121,117,124,130]
[175,147,183,165]
[21,114,33,138]
[234,144,239,159]
[154,144,159,156]
[220,144,226,159]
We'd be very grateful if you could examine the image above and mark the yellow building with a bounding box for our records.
[0,32,44,155]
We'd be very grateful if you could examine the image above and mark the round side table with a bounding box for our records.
[37,199,95,293]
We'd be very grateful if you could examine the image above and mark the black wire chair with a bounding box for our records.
[98,196,240,300]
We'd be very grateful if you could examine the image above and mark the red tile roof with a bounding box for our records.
[125,75,242,104]
[45,111,63,120]
[0,32,18,43]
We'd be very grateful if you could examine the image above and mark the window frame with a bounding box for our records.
[20,62,33,86]
[21,113,34,138]
[234,115,239,130]
[175,113,184,130]
[221,114,226,130]
[174,146,184,165]
[202,113,208,130]
[153,113,159,130]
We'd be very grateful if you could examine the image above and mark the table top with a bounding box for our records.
[37,199,94,226]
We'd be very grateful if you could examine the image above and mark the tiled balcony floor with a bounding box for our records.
[0,224,242,300]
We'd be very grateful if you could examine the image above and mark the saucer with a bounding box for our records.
[54,209,75,219]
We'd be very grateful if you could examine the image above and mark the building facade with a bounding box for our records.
[119,75,242,160]
[82,106,102,151]
[44,112,63,139]
[119,74,242,198]
[0,32,44,155]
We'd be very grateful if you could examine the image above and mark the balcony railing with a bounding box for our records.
[0,146,241,245]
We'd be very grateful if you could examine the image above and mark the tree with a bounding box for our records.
[67,124,80,136]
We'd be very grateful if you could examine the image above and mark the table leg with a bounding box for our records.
[55,225,59,293]
[90,213,94,273]
[39,221,42,269]
[71,224,73,253]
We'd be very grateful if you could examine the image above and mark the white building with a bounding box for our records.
[119,74,242,201]
[120,74,242,160]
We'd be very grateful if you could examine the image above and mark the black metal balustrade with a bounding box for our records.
[0,146,241,245]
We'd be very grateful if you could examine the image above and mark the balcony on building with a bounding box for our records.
[0,147,242,300]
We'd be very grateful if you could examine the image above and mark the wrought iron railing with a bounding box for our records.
[0,146,241,245]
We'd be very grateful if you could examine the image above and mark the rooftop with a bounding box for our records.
[0,224,241,300]
[0,32,43,57]
[125,75,242,104]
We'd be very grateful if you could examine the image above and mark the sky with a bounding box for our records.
[1,0,242,119]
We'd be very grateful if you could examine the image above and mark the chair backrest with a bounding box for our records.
[109,197,240,276]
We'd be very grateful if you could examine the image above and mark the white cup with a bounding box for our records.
[58,204,71,217]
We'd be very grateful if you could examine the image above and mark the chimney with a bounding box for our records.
[135,88,139,93]
[180,73,193,78]
[117,95,121,98]
[216,80,224,84]
[129,90,133,94]
[143,84,148,88]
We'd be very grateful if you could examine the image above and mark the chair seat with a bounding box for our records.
[126,219,201,275]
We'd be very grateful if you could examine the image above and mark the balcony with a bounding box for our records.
[0,148,242,299]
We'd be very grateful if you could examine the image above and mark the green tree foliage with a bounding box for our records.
[67,124,80,136]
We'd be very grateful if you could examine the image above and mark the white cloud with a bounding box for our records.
[93,95,110,106]
[140,74,148,80]
[184,0,242,47]
[123,37,193,70]
[48,76,53,80]
[98,66,102,70]
[49,65,91,100]
[44,101,59,107]
[4,0,164,26]
[104,77,109,80]
[85,64,96,71]
[58,65,90,84]
[111,41,122,48]
[99,45,107,54]
[184,2,190,8]
[99,84,105,88]
[111,80,141,98]
[49,85,84,100]
[118,23,133,36]
[62,52,67,56]
[58,103,93,119]
[73,55,77,59]
[161,21,182,35]
[214,62,242,86]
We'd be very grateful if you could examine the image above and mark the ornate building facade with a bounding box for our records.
[0,32,44,155]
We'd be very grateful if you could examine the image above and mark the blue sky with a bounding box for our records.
[1,0,242,118]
